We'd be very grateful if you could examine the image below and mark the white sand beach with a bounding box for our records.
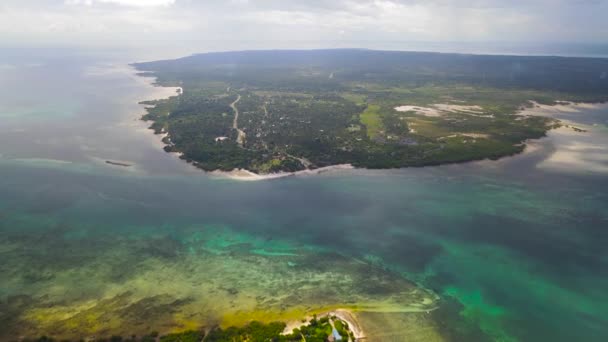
[210,164,354,181]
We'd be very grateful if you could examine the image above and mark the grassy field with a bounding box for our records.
[360,104,383,139]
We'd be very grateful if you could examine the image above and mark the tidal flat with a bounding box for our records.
[0,224,437,339]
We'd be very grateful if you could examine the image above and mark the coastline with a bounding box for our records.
[282,309,366,340]
[209,164,354,181]
[331,309,365,339]
[134,63,608,182]
[230,100,607,181]
[524,102,608,174]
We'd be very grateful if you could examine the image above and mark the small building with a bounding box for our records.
[330,327,342,341]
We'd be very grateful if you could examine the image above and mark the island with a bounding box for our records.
[133,49,608,174]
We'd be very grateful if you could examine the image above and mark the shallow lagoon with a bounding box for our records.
[1,49,607,341]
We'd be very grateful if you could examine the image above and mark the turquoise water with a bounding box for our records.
[1,49,607,341]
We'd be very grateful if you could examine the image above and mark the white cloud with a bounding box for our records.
[0,0,606,48]
[0,0,190,40]
[65,0,176,7]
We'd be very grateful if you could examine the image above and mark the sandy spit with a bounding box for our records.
[209,164,354,182]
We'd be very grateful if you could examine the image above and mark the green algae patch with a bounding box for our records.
[183,226,302,257]
[250,248,298,257]
[442,287,513,342]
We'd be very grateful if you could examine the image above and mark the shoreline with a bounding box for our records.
[331,309,365,340]
[282,308,366,340]
[133,64,608,182]
[209,99,608,181]
[208,164,354,181]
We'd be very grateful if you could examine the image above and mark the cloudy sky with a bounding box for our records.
[1,0,607,51]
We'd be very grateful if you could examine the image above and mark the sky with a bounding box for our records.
[1,0,607,54]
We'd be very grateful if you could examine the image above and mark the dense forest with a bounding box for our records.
[133,49,608,173]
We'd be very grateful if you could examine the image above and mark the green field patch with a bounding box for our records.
[360,105,384,139]
[341,92,367,105]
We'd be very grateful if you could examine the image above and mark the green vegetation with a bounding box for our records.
[19,315,355,342]
[359,105,382,139]
[134,49,608,173]
[159,330,202,342]
[206,321,288,341]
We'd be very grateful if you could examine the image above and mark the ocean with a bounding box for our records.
[0,47,607,341]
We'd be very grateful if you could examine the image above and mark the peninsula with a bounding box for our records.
[134,49,608,174]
